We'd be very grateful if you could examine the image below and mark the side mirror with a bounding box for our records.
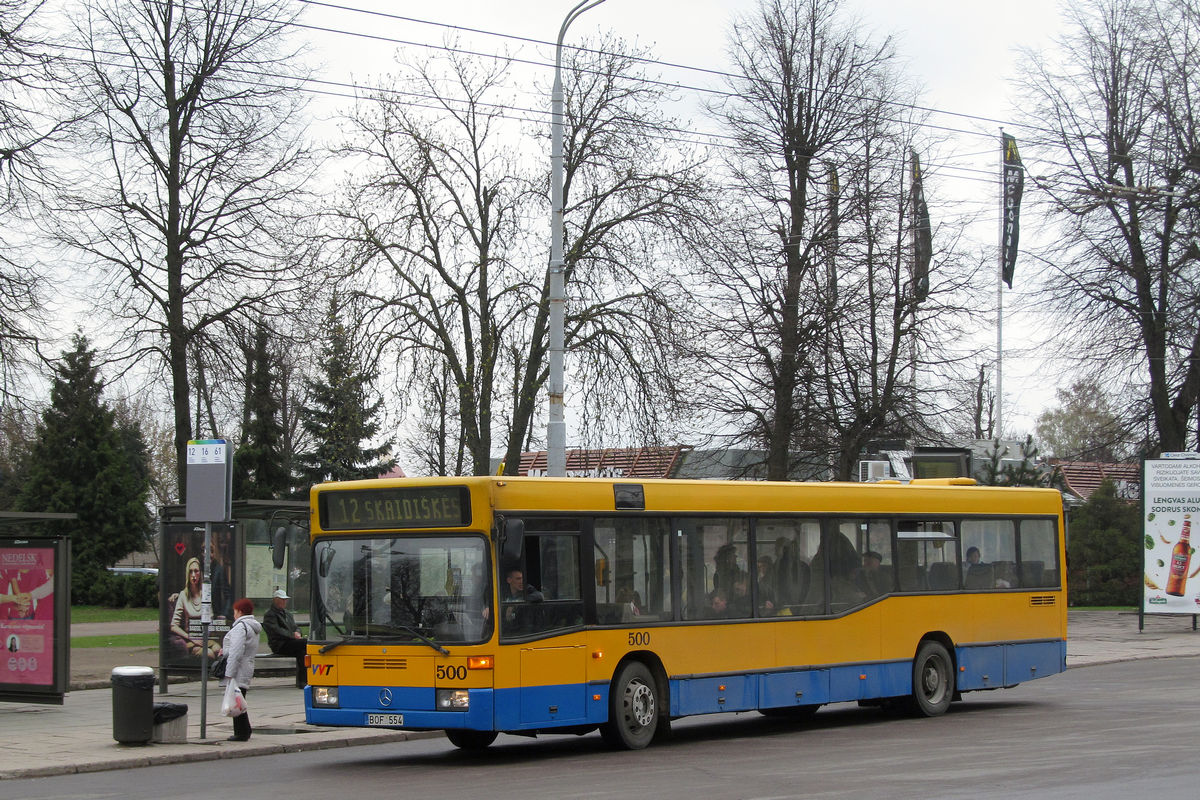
[500,518,524,563]
[318,545,335,578]
[271,525,288,569]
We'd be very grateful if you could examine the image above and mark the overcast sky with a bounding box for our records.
[296,0,1074,437]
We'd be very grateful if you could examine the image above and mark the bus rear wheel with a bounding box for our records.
[910,640,954,717]
[445,729,498,750]
[600,661,659,750]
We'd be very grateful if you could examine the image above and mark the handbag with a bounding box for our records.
[221,680,247,717]
[209,652,228,680]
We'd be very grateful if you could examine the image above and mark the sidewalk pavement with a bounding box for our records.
[3,610,1197,780]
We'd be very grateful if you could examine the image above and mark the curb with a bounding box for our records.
[0,729,444,780]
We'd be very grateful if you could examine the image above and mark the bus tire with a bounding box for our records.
[910,640,954,717]
[600,661,659,750]
[445,729,498,750]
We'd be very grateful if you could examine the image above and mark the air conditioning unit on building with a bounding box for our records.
[858,460,891,482]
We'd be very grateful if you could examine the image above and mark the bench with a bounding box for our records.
[254,650,300,677]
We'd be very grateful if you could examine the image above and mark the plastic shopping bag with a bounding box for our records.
[221,681,247,717]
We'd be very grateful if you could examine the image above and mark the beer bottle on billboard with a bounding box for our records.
[1165,515,1193,597]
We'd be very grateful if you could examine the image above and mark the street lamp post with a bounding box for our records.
[547,0,606,478]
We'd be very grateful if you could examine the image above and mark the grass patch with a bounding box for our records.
[70,633,158,648]
[71,605,158,623]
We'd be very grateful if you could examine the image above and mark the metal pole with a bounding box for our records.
[996,133,1005,441]
[908,150,917,390]
[548,0,606,478]
[200,521,212,739]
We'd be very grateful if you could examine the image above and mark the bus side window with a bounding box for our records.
[1019,520,1059,589]
[593,517,671,623]
[680,517,750,621]
[897,521,958,592]
[961,520,1016,590]
[824,522,864,613]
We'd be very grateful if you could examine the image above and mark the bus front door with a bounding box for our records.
[519,644,588,727]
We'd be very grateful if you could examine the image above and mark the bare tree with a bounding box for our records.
[1036,377,1136,461]
[339,50,529,476]
[500,34,710,469]
[0,0,70,399]
[342,40,707,475]
[1017,0,1200,454]
[697,0,959,480]
[52,0,316,496]
[0,403,36,509]
[942,362,997,442]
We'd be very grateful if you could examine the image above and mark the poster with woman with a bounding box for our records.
[159,523,236,670]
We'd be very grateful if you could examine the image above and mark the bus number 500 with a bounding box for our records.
[437,665,467,681]
[628,631,650,647]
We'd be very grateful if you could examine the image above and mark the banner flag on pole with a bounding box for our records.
[1001,133,1024,288]
[911,150,932,302]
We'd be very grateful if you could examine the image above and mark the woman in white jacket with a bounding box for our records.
[221,597,262,742]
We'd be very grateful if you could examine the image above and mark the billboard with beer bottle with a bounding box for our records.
[1143,456,1200,614]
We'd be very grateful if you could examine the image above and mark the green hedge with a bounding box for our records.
[1066,479,1140,607]
[77,572,159,608]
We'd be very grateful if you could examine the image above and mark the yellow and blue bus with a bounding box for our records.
[303,476,1066,749]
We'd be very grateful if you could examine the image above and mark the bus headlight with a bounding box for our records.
[312,686,339,707]
[435,689,470,710]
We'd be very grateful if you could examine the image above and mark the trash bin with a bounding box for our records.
[111,666,156,744]
[152,701,189,743]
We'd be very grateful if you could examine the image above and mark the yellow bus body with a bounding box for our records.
[304,477,1066,743]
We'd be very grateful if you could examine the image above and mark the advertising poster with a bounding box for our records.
[159,523,236,671]
[0,545,56,686]
[245,543,287,600]
[0,536,68,703]
[1143,456,1200,614]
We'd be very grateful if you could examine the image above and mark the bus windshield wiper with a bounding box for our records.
[319,623,451,657]
[389,623,450,655]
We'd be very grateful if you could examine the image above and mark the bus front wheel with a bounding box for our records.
[910,640,954,717]
[445,729,498,750]
[600,661,659,750]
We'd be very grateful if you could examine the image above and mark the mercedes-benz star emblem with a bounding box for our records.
[379,688,393,706]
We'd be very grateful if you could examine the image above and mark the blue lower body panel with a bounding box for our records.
[956,639,1065,690]
[306,640,1067,732]
[305,684,494,730]
[495,682,608,730]
[672,661,911,717]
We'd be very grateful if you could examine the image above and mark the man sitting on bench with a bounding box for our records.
[263,589,307,688]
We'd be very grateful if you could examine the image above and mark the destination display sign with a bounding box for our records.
[318,486,471,531]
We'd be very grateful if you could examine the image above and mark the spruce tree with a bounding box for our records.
[296,299,395,488]
[1067,480,1141,606]
[17,335,151,597]
[233,324,291,499]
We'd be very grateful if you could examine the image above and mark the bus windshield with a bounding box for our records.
[312,535,492,646]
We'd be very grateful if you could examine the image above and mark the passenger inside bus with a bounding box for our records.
[756,556,776,613]
[812,531,861,612]
[615,586,642,618]
[772,538,810,613]
[501,568,543,603]
[854,550,888,598]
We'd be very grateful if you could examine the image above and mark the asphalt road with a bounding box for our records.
[9,656,1198,800]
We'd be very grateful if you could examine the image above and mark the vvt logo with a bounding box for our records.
[310,663,334,676]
